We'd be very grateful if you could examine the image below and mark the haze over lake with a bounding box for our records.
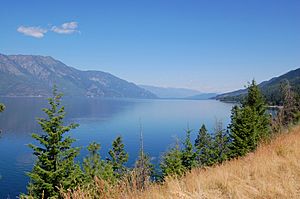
[0,97,233,198]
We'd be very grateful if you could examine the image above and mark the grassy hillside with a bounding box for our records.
[65,125,300,199]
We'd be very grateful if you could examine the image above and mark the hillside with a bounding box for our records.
[139,85,202,98]
[140,85,217,99]
[135,126,300,198]
[0,53,157,98]
[132,125,300,198]
[216,68,300,104]
[64,125,300,199]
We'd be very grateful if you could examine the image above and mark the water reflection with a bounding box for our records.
[0,98,233,198]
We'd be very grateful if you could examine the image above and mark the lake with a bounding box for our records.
[0,97,233,198]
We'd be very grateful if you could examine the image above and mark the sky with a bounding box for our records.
[0,0,299,93]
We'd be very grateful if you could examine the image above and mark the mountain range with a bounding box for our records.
[139,85,216,99]
[0,53,157,98]
[215,68,300,104]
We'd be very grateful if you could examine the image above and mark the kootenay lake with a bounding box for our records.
[0,98,233,198]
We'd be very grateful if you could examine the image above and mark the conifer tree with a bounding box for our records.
[26,87,82,198]
[212,121,230,163]
[83,142,115,183]
[280,80,299,126]
[181,129,197,170]
[194,124,214,166]
[107,136,129,178]
[243,80,270,140]
[134,150,154,190]
[160,142,185,178]
[229,80,270,158]
[133,120,153,189]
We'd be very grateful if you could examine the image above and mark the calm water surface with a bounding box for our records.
[0,97,233,198]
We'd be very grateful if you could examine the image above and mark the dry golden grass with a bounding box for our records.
[65,125,300,199]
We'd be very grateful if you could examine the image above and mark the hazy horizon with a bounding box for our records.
[1,0,299,93]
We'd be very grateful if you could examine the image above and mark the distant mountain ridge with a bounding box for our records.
[215,68,300,104]
[140,85,217,99]
[0,53,157,98]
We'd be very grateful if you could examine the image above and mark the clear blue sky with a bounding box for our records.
[1,0,299,93]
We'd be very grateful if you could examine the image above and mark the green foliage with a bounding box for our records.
[212,121,230,163]
[107,136,129,178]
[25,86,82,199]
[160,143,185,178]
[134,150,154,190]
[280,80,300,126]
[229,80,270,158]
[83,142,115,183]
[181,129,197,170]
[194,124,215,166]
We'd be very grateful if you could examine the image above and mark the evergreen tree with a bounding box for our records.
[107,136,129,178]
[25,87,82,198]
[134,150,154,190]
[229,105,259,157]
[160,142,185,178]
[181,129,197,170]
[280,80,299,126]
[194,124,215,166]
[212,121,230,163]
[243,80,270,140]
[132,120,153,189]
[83,142,115,183]
[229,80,270,158]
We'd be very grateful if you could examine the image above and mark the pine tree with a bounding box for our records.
[132,120,153,189]
[280,80,299,126]
[194,124,214,166]
[212,121,230,163]
[229,80,270,158]
[229,105,259,157]
[25,87,82,198]
[134,150,154,190]
[160,142,185,178]
[107,136,129,178]
[83,142,115,183]
[181,129,197,170]
[243,80,270,141]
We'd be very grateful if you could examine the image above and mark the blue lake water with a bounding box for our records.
[0,97,233,198]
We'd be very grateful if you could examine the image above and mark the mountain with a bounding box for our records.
[139,85,216,99]
[0,53,157,98]
[215,68,300,104]
[185,93,218,100]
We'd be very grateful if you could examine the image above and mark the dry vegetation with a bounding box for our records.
[65,125,300,199]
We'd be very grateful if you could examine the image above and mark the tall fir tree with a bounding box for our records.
[83,142,115,183]
[194,124,215,166]
[243,80,270,140]
[25,87,82,198]
[160,142,185,178]
[181,129,197,170]
[229,80,270,158]
[107,136,129,178]
[212,121,230,164]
